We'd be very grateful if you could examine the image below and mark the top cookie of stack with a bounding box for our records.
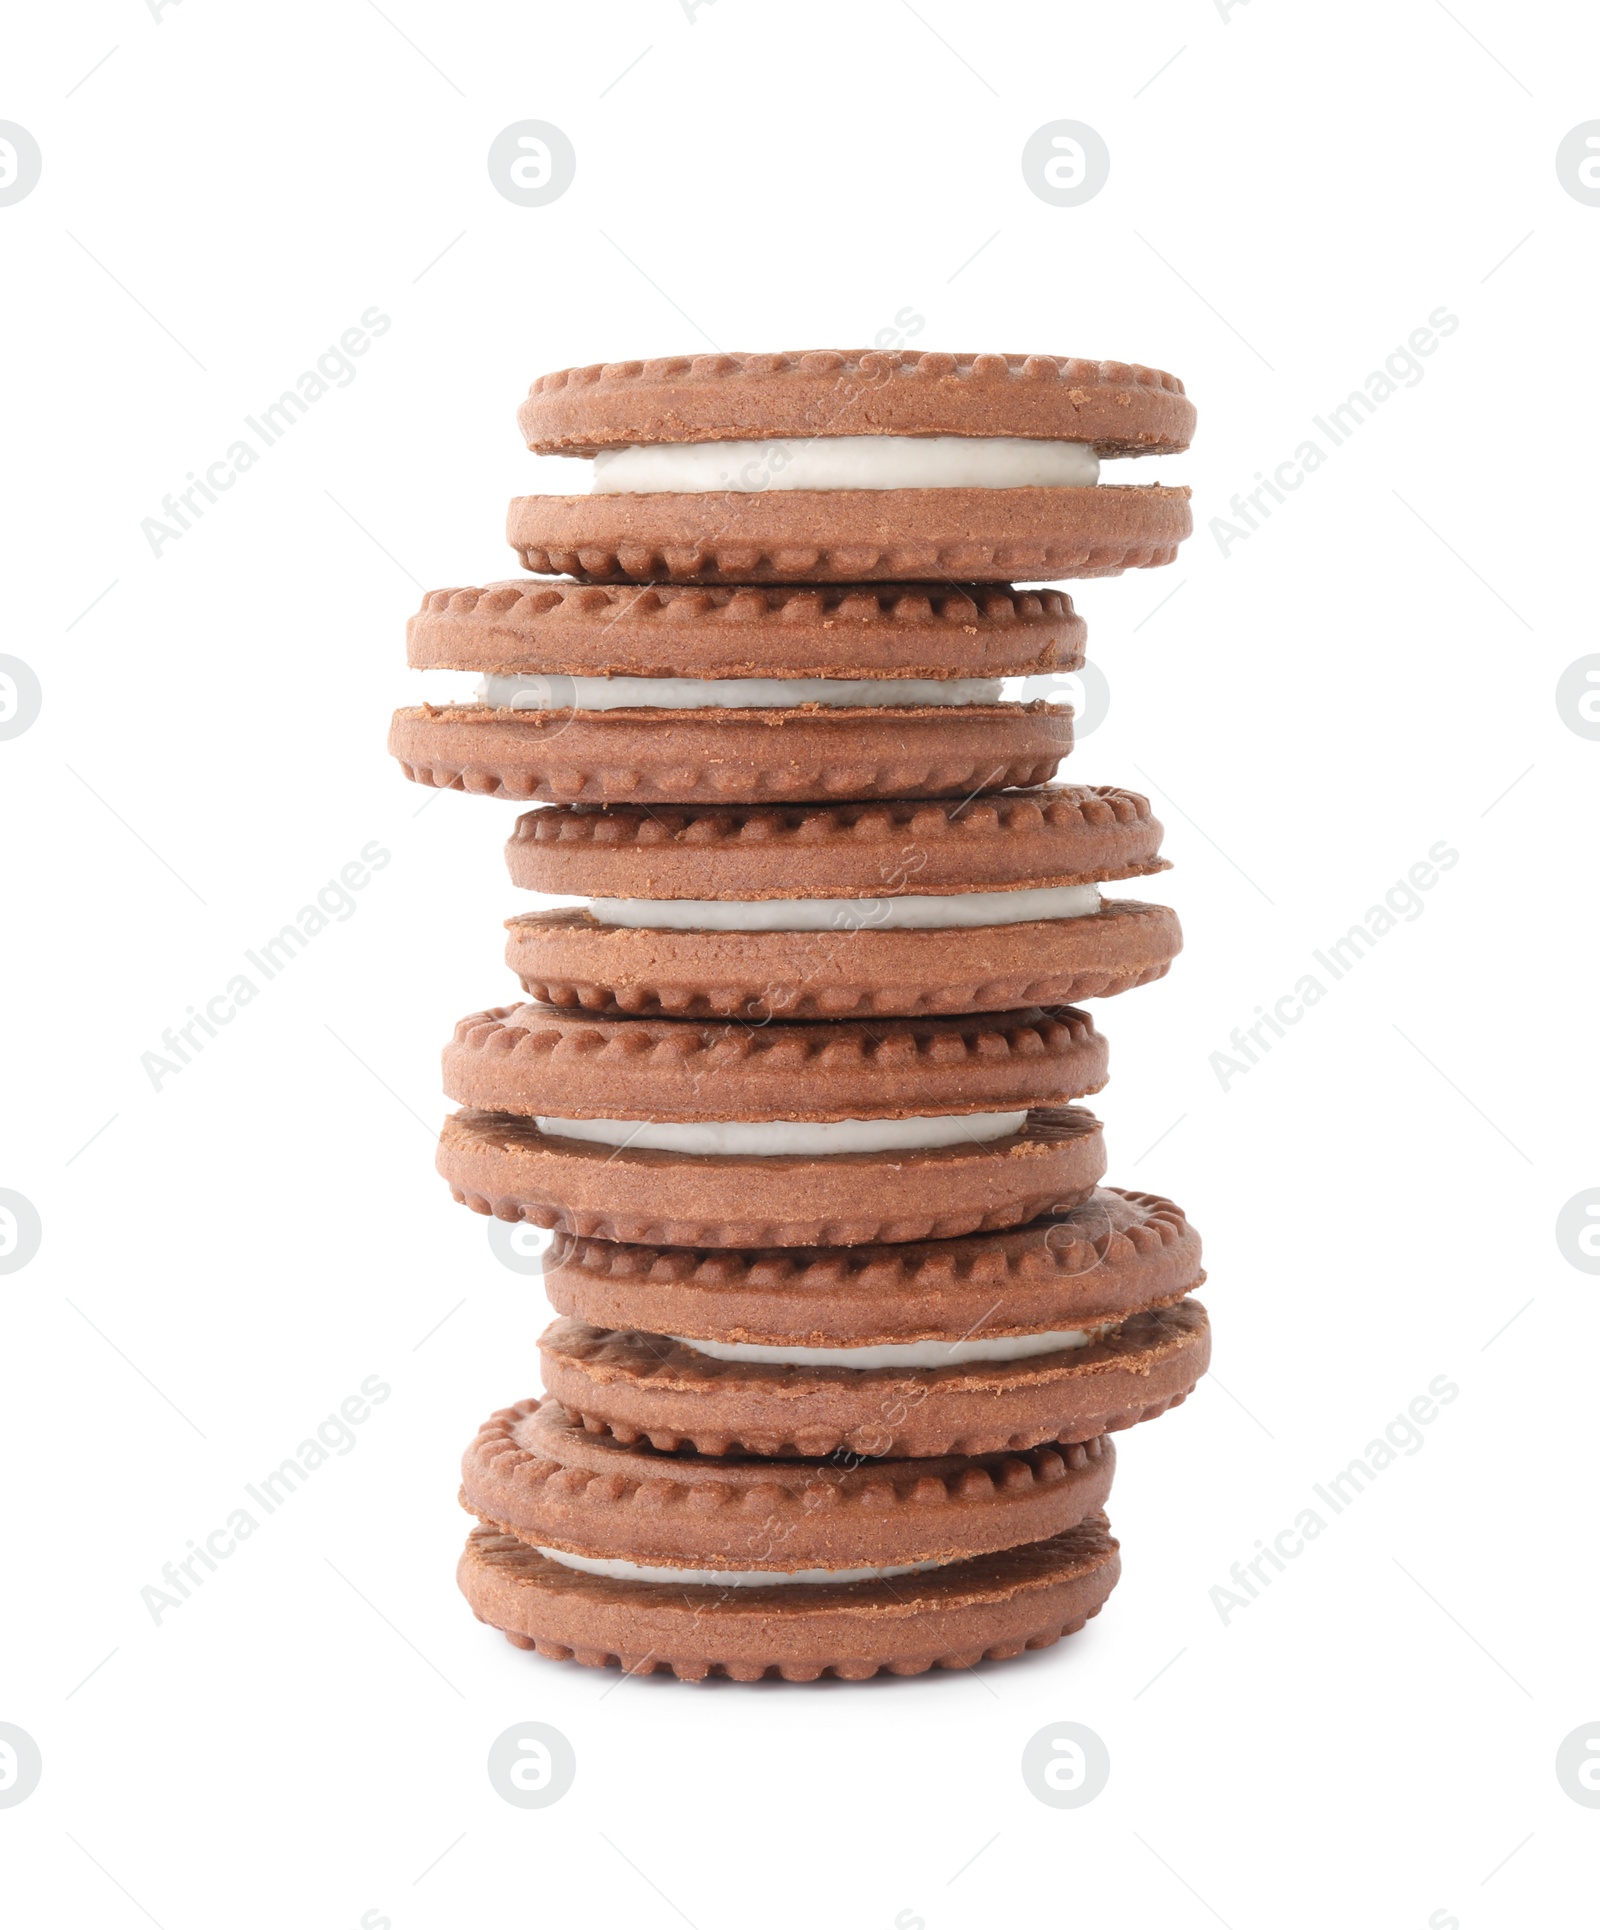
[390,350,1193,805]
[509,349,1193,583]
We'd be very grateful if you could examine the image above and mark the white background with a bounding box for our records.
[3,2,1597,1925]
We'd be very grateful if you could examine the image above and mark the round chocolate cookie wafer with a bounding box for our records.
[506,487,1191,586]
[441,1003,1109,1121]
[510,351,1192,583]
[509,900,1179,1021]
[540,1301,1209,1459]
[459,1517,1120,1680]
[503,787,1180,1018]
[518,351,1195,456]
[407,581,1086,680]
[506,788,1164,898]
[438,1105,1106,1247]
[541,1189,1202,1348]
[388,697,1070,804]
[462,1396,1115,1570]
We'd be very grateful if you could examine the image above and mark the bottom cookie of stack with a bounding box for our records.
[457,1397,1122,1681]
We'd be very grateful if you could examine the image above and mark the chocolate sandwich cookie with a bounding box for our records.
[536,1190,1209,1456]
[504,788,1181,1019]
[390,580,1080,804]
[457,1396,1121,1678]
[437,1004,1109,1245]
[509,351,1192,584]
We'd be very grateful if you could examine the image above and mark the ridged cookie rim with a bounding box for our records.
[504,785,1167,898]
[441,1002,1108,1122]
[388,702,1071,804]
[519,349,1193,457]
[407,578,1087,677]
[540,1188,1204,1345]
[506,898,1182,1020]
[461,1394,1116,1567]
[507,483,1192,585]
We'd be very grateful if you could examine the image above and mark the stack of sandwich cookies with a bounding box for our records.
[390,348,1207,1678]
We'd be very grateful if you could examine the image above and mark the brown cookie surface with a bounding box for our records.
[540,1301,1210,1459]
[507,485,1191,584]
[442,1004,1107,1122]
[506,787,1167,899]
[437,1104,1106,1246]
[408,581,1085,679]
[458,1516,1120,1680]
[388,700,1070,803]
[518,351,1194,456]
[506,898,1181,1020]
[461,1395,1115,1569]
[541,1189,1203,1346]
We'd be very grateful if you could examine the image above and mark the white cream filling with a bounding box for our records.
[586,884,1102,932]
[590,435,1101,493]
[533,1111,1028,1157]
[537,1546,949,1587]
[668,1326,1113,1368]
[478,672,1003,711]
